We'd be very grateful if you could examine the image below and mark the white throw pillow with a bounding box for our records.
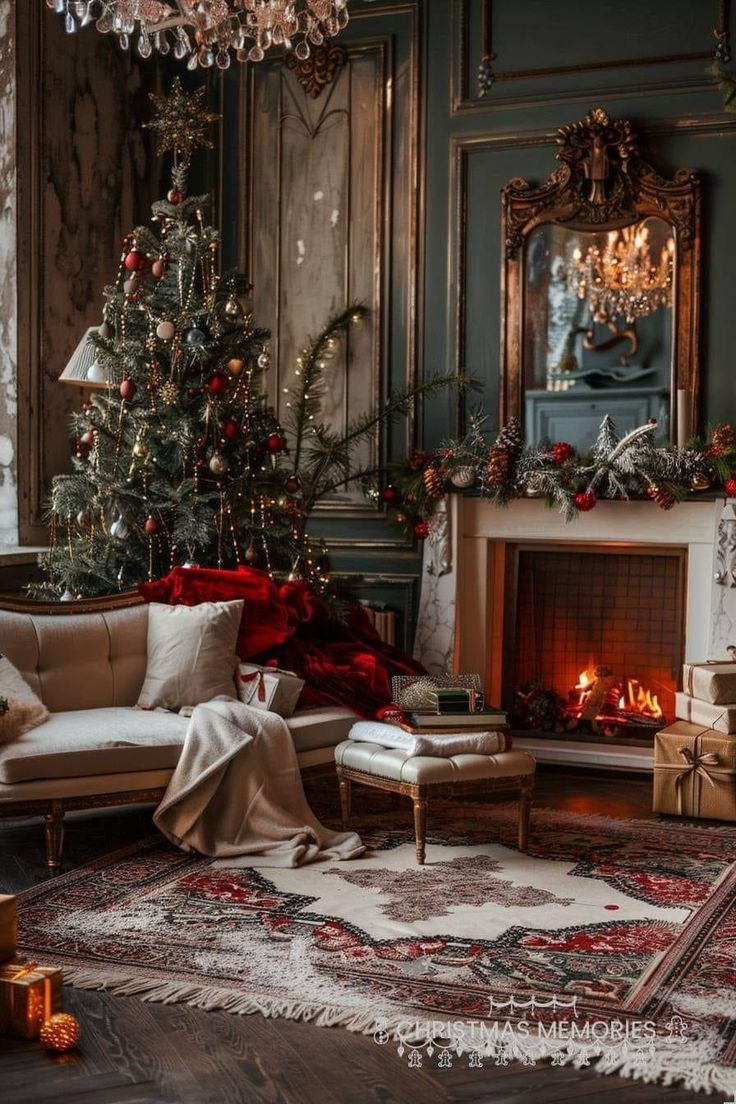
[0,655,50,744]
[137,601,244,711]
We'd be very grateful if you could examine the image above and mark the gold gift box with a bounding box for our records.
[0,894,16,963]
[0,957,63,1039]
[653,722,736,821]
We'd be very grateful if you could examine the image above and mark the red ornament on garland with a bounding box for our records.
[120,377,136,401]
[550,441,574,465]
[725,478,736,497]
[144,516,158,535]
[223,418,238,439]
[284,474,301,494]
[206,373,229,395]
[124,250,146,272]
[79,430,95,447]
[266,433,287,455]
[167,188,182,204]
[413,520,430,539]
[381,485,399,504]
[574,490,597,512]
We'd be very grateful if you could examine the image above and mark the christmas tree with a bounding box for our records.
[39,80,459,600]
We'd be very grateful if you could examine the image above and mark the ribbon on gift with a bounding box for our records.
[238,670,267,703]
[657,738,736,816]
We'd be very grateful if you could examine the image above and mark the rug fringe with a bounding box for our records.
[58,965,736,1096]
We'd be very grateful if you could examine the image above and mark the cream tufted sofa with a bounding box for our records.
[0,593,357,871]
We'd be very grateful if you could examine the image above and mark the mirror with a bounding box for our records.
[501,108,701,448]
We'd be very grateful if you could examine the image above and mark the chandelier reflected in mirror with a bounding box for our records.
[45,1,350,69]
[567,221,675,326]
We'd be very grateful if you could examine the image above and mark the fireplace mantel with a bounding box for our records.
[451,496,726,772]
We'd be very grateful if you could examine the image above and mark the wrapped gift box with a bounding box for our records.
[237,664,305,719]
[682,661,736,705]
[0,958,63,1038]
[0,895,16,963]
[653,722,736,821]
[676,692,736,734]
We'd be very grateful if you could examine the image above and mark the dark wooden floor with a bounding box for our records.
[0,769,713,1104]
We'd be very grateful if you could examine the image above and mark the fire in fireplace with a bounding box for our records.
[506,544,686,743]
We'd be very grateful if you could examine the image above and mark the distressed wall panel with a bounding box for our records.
[0,0,16,545]
[15,7,156,544]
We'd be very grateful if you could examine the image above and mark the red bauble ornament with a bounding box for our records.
[223,419,238,439]
[124,250,146,272]
[144,516,158,535]
[79,430,95,447]
[574,490,597,512]
[550,441,574,465]
[266,433,286,454]
[206,373,229,395]
[167,188,182,204]
[725,478,736,497]
[284,474,301,494]
[381,485,399,504]
[376,703,406,723]
[120,378,136,401]
[413,520,430,539]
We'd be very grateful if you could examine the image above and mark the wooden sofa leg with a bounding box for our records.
[518,785,533,852]
[337,770,352,828]
[413,797,428,865]
[44,805,65,875]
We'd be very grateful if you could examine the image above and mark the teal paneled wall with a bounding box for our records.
[220,0,736,647]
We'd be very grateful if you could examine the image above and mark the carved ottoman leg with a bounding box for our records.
[518,785,533,852]
[413,797,428,865]
[337,770,352,828]
[44,805,65,875]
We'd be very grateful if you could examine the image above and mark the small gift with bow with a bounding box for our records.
[0,957,63,1038]
[653,722,736,820]
[236,663,305,719]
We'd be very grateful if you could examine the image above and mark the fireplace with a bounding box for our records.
[450,497,724,769]
[505,544,686,744]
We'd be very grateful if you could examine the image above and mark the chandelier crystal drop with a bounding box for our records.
[45,1,350,68]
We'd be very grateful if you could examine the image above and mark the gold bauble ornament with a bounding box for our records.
[244,544,258,564]
[227,358,244,377]
[132,440,149,459]
[450,465,475,489]
[224,297,241,318]
[39,1013,81,1053]
[691,472,712,492]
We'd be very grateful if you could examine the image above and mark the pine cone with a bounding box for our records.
[486,446,510,486]
[711,423,736,455]
[422,463,446,499]
[646,483,675,511]
[494,418,523,459]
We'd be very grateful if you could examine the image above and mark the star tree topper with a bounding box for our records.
[144,77,220,170]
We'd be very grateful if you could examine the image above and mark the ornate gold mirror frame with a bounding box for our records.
[501,107,702,443]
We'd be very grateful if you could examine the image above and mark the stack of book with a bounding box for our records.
[401,686,507,733]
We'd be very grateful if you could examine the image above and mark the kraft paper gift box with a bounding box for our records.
[0,958,63,1038]
[653,722,736,820]
[237,664,305,719]
[0,895,16,964]
[682,661,736,705]
[676,692,736,735]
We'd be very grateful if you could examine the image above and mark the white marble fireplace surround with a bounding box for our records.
[438,496,734,772]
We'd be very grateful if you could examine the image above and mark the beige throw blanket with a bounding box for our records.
[154,699,364,868]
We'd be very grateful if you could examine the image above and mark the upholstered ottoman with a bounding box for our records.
[334,740,535,864]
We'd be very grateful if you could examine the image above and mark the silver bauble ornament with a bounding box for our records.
[60,590,75,603]
[257,349,271,370]
[86,360,107,384]
[450,465,476,489]
[99,321,113,340]
[244,544,258,564]
[123,275,139,296]
[76,510,87,526]
[110,517,129,540]
[209,451,229,476]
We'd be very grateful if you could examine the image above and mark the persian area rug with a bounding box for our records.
[16,803,736,1096]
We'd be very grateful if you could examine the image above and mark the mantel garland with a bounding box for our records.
[370,416,736,536]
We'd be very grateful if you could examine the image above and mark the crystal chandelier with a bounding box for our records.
[45,1,350,69]
[568,223,675,325]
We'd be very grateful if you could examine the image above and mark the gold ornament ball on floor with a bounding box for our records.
[39,1013,81,1053]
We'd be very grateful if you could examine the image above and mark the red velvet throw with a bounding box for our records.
[139,566,425,718]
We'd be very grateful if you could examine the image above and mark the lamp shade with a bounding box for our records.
[59,328,112,389]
